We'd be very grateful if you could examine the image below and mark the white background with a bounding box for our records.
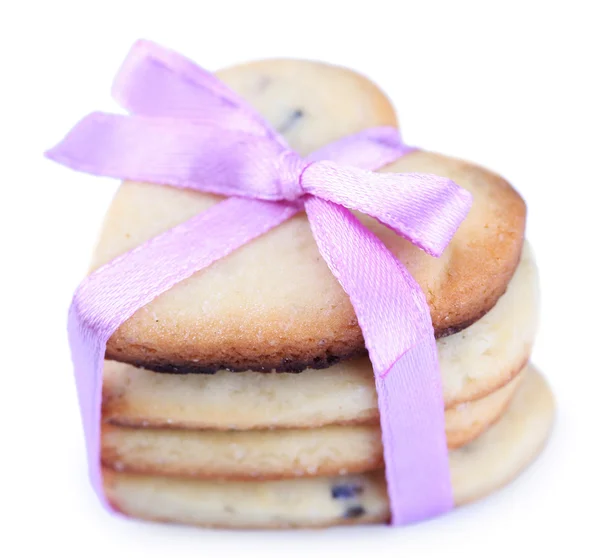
[2,1,599,556]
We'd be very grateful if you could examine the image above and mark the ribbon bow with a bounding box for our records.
[47,40,472,526]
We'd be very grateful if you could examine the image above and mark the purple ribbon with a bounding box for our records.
[46,40,472,526]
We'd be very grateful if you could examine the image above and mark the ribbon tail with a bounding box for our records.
[307,126,416,170]
[305,196,453,525]
[375,339,454,524]
[68,198,298,505]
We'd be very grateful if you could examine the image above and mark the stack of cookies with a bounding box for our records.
[89,59,554,528]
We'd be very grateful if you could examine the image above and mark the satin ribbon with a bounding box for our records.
[46,40,472,526]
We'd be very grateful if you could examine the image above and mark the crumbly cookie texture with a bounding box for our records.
[89,58,525,372]
[103,366,554,528]
[102,243,538,432]
[101,371,522,480]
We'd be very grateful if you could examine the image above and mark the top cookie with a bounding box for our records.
[90,59,526,372]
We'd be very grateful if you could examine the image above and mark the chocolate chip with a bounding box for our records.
[331,484,364,499]
[278,109,304,133]
[343,505,366,519]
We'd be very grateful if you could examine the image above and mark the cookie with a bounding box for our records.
[444,370,523,448]
[102,242,537,433]
[101,370,522,480]
[88,58,526,372]
[103,366,554,528]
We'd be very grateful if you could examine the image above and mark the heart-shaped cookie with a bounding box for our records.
[90,59,526,373]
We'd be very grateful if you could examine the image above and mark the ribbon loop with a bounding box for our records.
[302,162,472,257]
[112,40,282,142]
[46,112,298,201]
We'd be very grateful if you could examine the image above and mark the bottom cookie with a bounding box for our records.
[103,367,554,529]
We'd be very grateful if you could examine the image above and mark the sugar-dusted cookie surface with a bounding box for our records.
[103,243,538,430]
[92,59,526,372]
[101,371,522,480]
[103,367,554,528]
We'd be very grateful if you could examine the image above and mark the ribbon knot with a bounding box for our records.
[46,40,473,526]
[276,150,310,202]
